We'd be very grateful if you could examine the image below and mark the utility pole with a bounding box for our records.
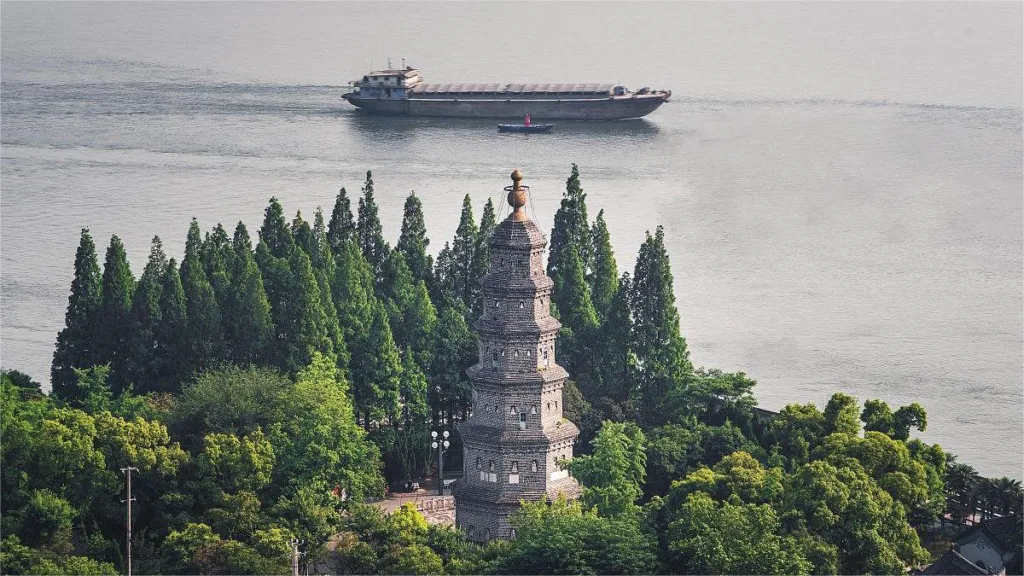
[289,538,302,576]
[120,466,138,576]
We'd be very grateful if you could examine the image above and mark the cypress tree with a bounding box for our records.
[310,208,336,276]
[327,186,355,253]
[259,197,295,259]
[181,219,225,375]
[51,228,103,402]
[352,303,403,428]
[202,224,233,319]
[592,272,635,408]
[428,304,476,424]
[126,236,167,392]
[256,198,298,365]
[292,210,314,259]
[548,164,594,318]
[555,247,600,387]
[399,347,430,424]
[381,251,437,368]
[470,197,497,317]
[96,234,136,394]
[590,209,619,322]
[449,195,478,311]
[630,226,691,427]
[333,240,377,359]
[396,191,433,285]
[432,241,456,307]
[279,250,333,373]
[154,258,188,392]
[356,170,389,280]
[225,222,274,366]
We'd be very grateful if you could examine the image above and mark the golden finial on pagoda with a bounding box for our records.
[506,169,529,221]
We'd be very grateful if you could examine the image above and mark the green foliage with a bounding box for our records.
[630,226,692,427]
[52,228,103,402]
[589,210,618,322]
[396,190,434,285]
[154,258,189,392]
[96,234,137,394]
[224,222,274,366]
[548,164,593,318]
[328,186,356,252]
[181,220,225,375]
[568,421,647,518]
[198,430,275,493]
[126,236,166,391]
[356,170,390,281]
[498,496,659,575]
[823,392,861,436]
[666,491,812,575]
[439,195,479,312]
[428,304,475,424]
[645,420,761,497]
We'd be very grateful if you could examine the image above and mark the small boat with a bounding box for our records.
[497,123,554,133]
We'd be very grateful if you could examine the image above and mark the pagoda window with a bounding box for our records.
[547,402,551,410]
[484,528,491,540]
[510,528,517,539]
[530,406,537,415]
[493,404,498,412]
[519,411,527,430]
[514,349,519,358]
[511,461,519,473]
[491,350,498,367]
[519,300,525,309]
[509,406,516,415]
[531,460,538,472]
[488,460,494,472]
[476,457,481,469]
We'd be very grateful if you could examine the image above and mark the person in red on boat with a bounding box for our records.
[524,113,531,127]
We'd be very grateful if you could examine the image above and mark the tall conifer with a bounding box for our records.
[428,304,475,424]
[381,251,437,368]
[292,210,314,259]
[181,219,224,375]
[310,208,336,275]
[51,228,103,401]
[449,195,478,311]
[202,224,233,313]
[327,186,355,253]
[630,226,691,427]
[259,197,295,259]
[353,303,403,427]
[356,170,389,280]
[279,250,333,373]
[155,258,188,392]
[548,164,593,288]
[126,236,167,392]
[396,191,433,285]
[470,197,497,317]
[589,210,619,322]
[226,222,274,366]
[97,234,136,393]
[256,198,298,365]
[592,272,635,407]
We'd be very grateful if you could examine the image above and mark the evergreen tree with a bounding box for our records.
[327,187,355,253]
[630,226,691,427]
[352,303,402,427]
[311,208,347,374]
[292,210,314,256]
[432,241,456,307]
[447,195,478,311]
[556,248,600,381]
[309,208,336,275]
[126,236,167,392]
[259,197,295,259]
[590,209,619,322]
[428,304,476,424]
[279,250,333,373]
[332,240,377,362]
[96,234,136,394]
[470,197,497,317]
[154,258,188,392]
[548,164,594,317]
[202,223,233,314]
[225,223,274,366]
[181,219,225,375]
[396,191,433,285]
[356,171,389,280]
[256,198,298,366]
[399,347,430,425]
[380,252,437,369]
[51,228,103,402]
[592,273,636,408]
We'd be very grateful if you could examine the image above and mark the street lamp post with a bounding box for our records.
[431,430,450,496]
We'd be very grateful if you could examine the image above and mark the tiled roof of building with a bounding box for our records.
[489,218,547,249]
[920,549,990,575]
[958,515,1020,552]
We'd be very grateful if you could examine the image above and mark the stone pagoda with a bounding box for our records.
[453,169,581,542]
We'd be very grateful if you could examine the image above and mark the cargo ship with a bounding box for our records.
[341,63,670,120]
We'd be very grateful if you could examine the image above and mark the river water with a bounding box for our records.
[1,2,1021,478]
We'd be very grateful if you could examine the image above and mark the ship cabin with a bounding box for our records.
[349,67,423,100]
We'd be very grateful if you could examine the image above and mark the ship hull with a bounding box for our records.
[342,95,667,120]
